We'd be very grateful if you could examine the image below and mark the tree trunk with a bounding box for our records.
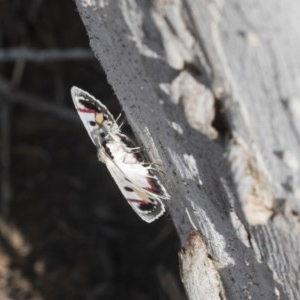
[74,0,300,299]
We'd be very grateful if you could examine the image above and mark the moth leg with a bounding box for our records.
[126,146,151,153]
[146,163,164,174]
[123,146,142,153]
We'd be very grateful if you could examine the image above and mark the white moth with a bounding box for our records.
[71,86,169,223]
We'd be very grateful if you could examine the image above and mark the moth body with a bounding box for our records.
[71,86,169,223]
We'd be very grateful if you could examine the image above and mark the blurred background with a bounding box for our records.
[0,0,186,299]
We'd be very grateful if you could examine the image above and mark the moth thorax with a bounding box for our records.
[95,112,112,128]
[95,113,104,126]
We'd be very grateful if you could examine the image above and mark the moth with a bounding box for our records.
[71,86,169,223]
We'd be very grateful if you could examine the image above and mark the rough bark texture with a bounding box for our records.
[74,0,300,299]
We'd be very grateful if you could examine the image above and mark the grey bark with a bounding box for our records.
[74,0,300,299]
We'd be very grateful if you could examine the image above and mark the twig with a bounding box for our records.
[0,48,94,62]
[0,77,78,123]
[0,101,12,216]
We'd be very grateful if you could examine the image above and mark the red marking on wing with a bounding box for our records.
[128,199,148,204]
[133,152,143,162]
[145,177,159,193]
[78,108,95,113]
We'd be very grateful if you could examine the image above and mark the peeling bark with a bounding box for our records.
[180,231,224,300]
[74,0,300,299]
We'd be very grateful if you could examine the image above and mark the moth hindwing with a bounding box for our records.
[71,86,169,223]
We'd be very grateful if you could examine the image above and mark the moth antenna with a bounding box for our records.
[118,121,125,130]
[115,112,123,125]
[142,146,151,152]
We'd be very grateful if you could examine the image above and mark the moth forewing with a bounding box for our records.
[71,86,119,145]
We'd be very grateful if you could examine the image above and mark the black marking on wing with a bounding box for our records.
[146,167,154,176]
[116,134,145,162]
[79,99,101,113]
[138,202,155,211]
[117,134,136,148]
[89,121,96,126]
[101,140,113,159]
[124,186,133,192]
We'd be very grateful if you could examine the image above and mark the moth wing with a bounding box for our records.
[70,86,118,145]
[105,155,167,223]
